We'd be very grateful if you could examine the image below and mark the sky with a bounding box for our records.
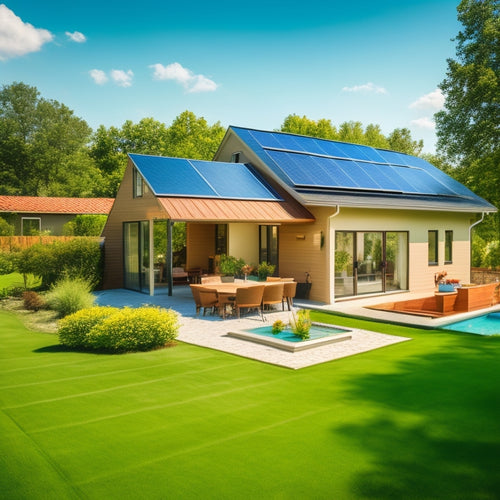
[1,0,461,153]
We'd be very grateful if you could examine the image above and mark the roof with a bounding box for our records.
[0,196,114,215]
[128,154,314,223]
[226,127,497,213]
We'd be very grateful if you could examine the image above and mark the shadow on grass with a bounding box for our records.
[338,334,500,499]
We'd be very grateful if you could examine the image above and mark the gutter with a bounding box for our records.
[328,206,341,303]
[468,212,486,283]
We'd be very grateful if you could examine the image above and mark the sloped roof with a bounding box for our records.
[226,127,496,213]
[128,154,314,223]
[0,196,114,215]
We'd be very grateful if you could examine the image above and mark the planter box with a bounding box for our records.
[438,284,456,292]
[296,282,312,300]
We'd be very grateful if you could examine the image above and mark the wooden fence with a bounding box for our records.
[0,236,99,252]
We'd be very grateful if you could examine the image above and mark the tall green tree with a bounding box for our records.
[435,0,499,246]
[0,82,94,196]
[165,110,225,160]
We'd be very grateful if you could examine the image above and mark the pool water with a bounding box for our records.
[441,312,500,335]
[247,324,349,342]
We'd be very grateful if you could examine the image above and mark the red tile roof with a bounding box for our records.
[0,196,114,215]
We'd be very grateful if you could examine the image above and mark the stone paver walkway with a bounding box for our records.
[94,287,410,369]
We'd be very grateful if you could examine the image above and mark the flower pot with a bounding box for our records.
[438,284,455,293]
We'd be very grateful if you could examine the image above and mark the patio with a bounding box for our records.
[94,285,411,369]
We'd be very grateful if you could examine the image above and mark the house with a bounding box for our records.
[101,126,496,303]
[0,196,114,236]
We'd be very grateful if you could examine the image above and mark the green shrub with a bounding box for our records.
[272,319,286,335]
[45,277,96,317]
[62,215,108,236]
[22,291,45,311]
[16,238,102,288]
[257,262,276,281]
[58,306,119,348]
[0,251,16,275]
[87,307,179,353]
[0,216,14,236]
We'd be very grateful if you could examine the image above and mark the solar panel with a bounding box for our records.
[229,127,496,207]
[129,154,281,200]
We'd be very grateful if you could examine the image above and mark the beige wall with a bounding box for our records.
[228,223,259,265]
[186,223,215,271]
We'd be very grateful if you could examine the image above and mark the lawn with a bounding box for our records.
[1,308,499,499]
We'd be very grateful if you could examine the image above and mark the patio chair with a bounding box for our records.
[217,292,236,320]
[262,283,284,312]
[189,285,202,315]
[201,276,222,284]
[198,289,219,316]
[282,281,297,311]
[172,267,189,284]
[233,285,265,320]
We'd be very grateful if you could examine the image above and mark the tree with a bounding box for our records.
[165,111,225,160]
[435,0,499,255]
[387,128,424,156]
[0,82,93,196]
[280,114,337,140]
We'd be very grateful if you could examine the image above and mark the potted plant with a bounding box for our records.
[219,254,245,281]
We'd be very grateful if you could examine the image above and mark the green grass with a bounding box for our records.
[1,309,499,499]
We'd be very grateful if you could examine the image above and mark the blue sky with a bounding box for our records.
[1,1,460,152]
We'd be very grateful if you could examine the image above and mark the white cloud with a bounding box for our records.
[409,89,445,110]
[0,5,53,61]
[89,69,108,85]
[110,69,134,87]
[410,117,436,130]
[342,82,387,94]
[66,31,86,43]
[150,62,218,93]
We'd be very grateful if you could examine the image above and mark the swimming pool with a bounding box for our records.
[441,312,500,335]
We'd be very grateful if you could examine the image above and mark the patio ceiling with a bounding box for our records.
[157,196,315,223]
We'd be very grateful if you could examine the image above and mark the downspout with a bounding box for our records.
[328,206,341,303]
[166,220,173,296]
[468,212,486,282]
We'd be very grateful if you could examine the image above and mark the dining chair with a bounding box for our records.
[201,276,222,284]
[262,283,284,312]
[198,289,219,315]
[233,285,265,320]
[189,285,202,315]
[282,281,297,311]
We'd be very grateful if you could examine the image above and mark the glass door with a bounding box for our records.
[356,232,383,295]
[124,221,150,293]
[334,230,408,298]
[334,231,355,298]
[259,225,279,274]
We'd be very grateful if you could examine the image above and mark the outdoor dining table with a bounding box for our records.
[193,280,276,319]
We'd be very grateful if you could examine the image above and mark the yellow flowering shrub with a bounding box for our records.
[86,307,179,353]
[58,306,119,347]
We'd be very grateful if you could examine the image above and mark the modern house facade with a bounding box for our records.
[0,196,114,236]
[101,127,496,304]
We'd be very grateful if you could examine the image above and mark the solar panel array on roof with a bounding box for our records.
[128,154,281,201]
[227,127,496,205]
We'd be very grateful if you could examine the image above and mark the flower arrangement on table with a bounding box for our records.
[241,264,254,280]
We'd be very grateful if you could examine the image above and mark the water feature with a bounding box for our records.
[227,322,352,352]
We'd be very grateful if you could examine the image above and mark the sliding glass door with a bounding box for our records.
[335,230,408,298]
[124,221,150,293]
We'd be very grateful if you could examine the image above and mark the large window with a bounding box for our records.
[445,230,453,264]
[124,221,150,293]
[21,217,41,235]
[259,225,279,273]
[428,230,438,266]
[215,224,227,255]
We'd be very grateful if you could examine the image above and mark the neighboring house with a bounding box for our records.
[0,196,114,236]
[101,127,496,303]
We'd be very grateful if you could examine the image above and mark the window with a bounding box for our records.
[428,230,438,265]
[215,224,228,255]
[231,152,241,163]
[133,168,144,198]
[445,230,453,264]
[21,217,41,235]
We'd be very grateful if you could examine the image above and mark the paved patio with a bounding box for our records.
[94,286,414,369]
